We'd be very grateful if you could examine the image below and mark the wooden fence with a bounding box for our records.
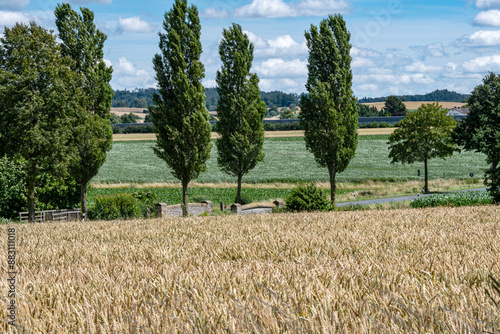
[19,209,81,223]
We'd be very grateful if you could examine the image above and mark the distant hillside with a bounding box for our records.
[358,89,469,103]
[112,87,300,110]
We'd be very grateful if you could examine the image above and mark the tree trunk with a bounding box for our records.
[81,181,87,221]
[328,166,336,205]
[424,158,429,193]
[182,181,188,217]
[27,176,36,223]
[236,174,242,204]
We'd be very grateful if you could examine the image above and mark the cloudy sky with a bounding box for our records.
[1,0,499,97]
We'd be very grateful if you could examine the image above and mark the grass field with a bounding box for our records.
[2,206,498,332]
[94,136,487,184]
[360,101,465,110]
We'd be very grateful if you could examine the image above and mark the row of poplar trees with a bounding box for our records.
[151,0,358,216]
[0,3,113,222]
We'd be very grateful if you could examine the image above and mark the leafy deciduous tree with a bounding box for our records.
[388,102,458,193]
[299,14,358,204]
[216,23,266,204]
[150,0,212,216]
[55,3,114,218]
[383,95,407,116]
[0,22,84,222]
[453,72,500,201]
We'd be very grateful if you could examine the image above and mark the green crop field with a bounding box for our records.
[93,135,487,184]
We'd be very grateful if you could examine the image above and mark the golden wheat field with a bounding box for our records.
[1,206,499,333]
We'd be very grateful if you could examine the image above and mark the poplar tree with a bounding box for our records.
[388,102,458,193]
[300,14,358,204]
[0,22,84,222]
[151,0,212,216]
[55,3,114,218]
[216,23,266,204]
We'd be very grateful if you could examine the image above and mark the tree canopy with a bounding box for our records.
[383,95,407,116]
[388,102,458,193]
[454,72,500,201]
[0,22,84,222]
[300,14,358,204]
[150,0,212,216]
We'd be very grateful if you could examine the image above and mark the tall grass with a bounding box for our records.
[1,206,498,332]
[411,190,494,208]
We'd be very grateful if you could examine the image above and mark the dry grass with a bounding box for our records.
[112,128,397,141]
[361,101,465,110]
[1,206,499,332]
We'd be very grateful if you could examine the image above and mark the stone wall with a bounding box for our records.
[156,201,213,217]
[231,200,284,215]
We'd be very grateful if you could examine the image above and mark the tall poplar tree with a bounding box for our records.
[216,23,266,204]
[151,0,212,216]
[300,14,358,204]
[0,22,84,222]
[55,3,114,218]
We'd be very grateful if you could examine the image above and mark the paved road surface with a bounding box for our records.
[336,187,488,207]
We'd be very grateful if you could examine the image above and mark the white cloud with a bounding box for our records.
[243,30,267,48]
[411,43,447,58]
[116,17,153,33]
[476,0,500,9]
[234,0,295,18]
[0,0,29,10]
[463,54,500,72]
[116,57,137,75]
[352,57,375,68]
[259,78,304,92]
[234,0,349,18]
[202,7,229,19]
[255,58,308,78]
[350,47,382,58]
[405,62,442,73]
[459,30,500,46]
[474,10,500,26]
[245,32,308,57]
[357,84,379,91]
[203,79,217,88]
[103,59,112,68]
[295,0,350,16]
[111,57,155,89]
[0,11,30,26]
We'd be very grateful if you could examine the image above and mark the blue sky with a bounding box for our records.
[2,0,500,97]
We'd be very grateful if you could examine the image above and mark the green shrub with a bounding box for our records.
[112,125,122,134]
[92,193,140,220]
[189,195,210,203]
[132,189,158,217]
[285,182,332,212]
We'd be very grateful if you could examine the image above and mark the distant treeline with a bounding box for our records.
[112,88,469,110]
[112,88,300,110]
[358,89,469,103]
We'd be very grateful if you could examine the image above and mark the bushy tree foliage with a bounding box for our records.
[55,3,114,218]
[383,95,407,116]
[216,23,266,204]
[300,14,358,204]
[0,22,84,222]
[388,102,458,193]
[454,72,500,201]
[150,0,212,216]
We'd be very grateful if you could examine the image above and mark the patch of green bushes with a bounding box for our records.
[89,190,159,220]
[410,191,493,208]
[285,182,332,212]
